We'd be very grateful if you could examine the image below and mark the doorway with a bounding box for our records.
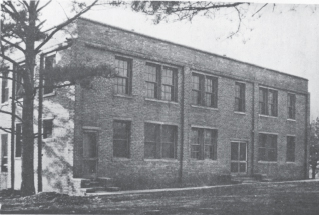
[231,142,247,174]
[82,131,98,178]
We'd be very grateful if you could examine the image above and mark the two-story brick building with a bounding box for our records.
[0,17,310,194]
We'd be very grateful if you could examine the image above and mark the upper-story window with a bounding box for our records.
[15,64,24,99]
[192,73,218,108]
[44,55,56,95]
[1,72,9,104]
[114,57,132,95]
[145,64,178,102]
[259,87,278,116]
[287,93,296,119]
[235,82,245,112]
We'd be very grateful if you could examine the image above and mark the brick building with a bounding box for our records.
[0,17,310,194]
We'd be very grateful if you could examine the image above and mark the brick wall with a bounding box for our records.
[70,18,309,189]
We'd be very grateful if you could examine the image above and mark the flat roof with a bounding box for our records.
[79,17,308,82]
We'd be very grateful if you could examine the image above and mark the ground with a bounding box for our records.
[1,180,319,214]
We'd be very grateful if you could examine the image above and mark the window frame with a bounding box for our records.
[144,63,178,102]
[114,57,132,95]
[287,93,296,120]
[286,136,296,162]
[145,63,160,99]
[144,123,177,159]
[1,134,8,172]
[259,87,278,117]
[235,82,246,112]
[191,127,218,160]
[1,71,9,104]
[192,72,218,108]
[113,120,131,158]
[258,133,277,162]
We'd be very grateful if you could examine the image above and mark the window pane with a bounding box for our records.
[240,142,246,161]
[146,82,156,98]
[192,75,200,90]
[192,91,200,105]
[239,163,246,173]
[231,163,239,172]
[146,65,157,82]
[287,137,295,162]
[144,142,156,159]
[231,142,239,161]
[258,148,266,161]
[191,129,200,159]
[162,125,176,159]
[113,121,130,158]
[161,85,172,101]
[43,119,53,139]
[205,79,213,93]
[162,68,173,85]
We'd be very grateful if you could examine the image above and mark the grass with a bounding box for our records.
[1,180,319,214]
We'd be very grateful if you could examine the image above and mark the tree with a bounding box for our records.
[0,0,101,196]
[130,1,318,38]
[309,118,319,179]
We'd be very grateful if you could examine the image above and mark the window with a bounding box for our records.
[287,136,295,162]
[113,121,130,158]
[192,73,218,108]
[43,119,53,139]
[145,64,159,98]
[259,87,278,116]
[16,123,22,157]
[258,133,277,161]
[44,55,56,95]
[144,123,177,159]
[1,72,9,103]
[1,134,8,172]
[15,64,25,99]
[235,82,245,112]
[145,64,178,101]
[114,57,132,95]
[287,93,296,119]
[191,128,217,160]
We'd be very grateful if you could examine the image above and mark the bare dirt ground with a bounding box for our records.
[1,180,319,214]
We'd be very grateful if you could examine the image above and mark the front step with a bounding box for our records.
[79,178,120,195]
[231,174,272,184]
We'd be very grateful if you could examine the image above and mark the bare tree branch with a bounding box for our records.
[1,38,25,53]
[252,3,268,17]
[0,109,23,122]
[35,0,98,53]
[36,0,52,13]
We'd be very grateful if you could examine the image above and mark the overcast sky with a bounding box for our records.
[42,1,319,120]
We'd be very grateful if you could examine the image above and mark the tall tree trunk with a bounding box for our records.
[20,92,35,196]
[20,1,37,196]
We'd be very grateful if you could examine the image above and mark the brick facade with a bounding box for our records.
[0,17,309,193]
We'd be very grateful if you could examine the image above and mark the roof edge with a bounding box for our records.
[78,17,308,82]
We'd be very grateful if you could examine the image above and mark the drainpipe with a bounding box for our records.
[37,54,44,192]
[11,66,16,191]
[251,82,255,176]
[304,92,310,179]
[179,67,185,185]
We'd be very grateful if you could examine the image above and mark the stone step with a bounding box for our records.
[105,187,120,192]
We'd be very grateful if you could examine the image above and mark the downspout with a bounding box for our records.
[304,92,310,179]
[179,67,185,185]
[37,54,44,192]
[11,66,16,191]
[251,82,255,176]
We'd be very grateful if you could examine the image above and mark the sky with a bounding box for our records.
[40,0,319,120]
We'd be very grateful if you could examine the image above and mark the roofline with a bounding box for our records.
[78,17,308,82]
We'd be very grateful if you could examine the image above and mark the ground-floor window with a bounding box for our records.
[1,134,8,172]
[258,133,277,161]
[286,136,295,162]
[113,121,130,158]
[15,123,22,158]
[144,123,177,159]
[191,128,217,160]
[43,119,53,139]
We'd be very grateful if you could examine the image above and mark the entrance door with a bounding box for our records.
[82,132,98,178]
[231,142,247,174]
